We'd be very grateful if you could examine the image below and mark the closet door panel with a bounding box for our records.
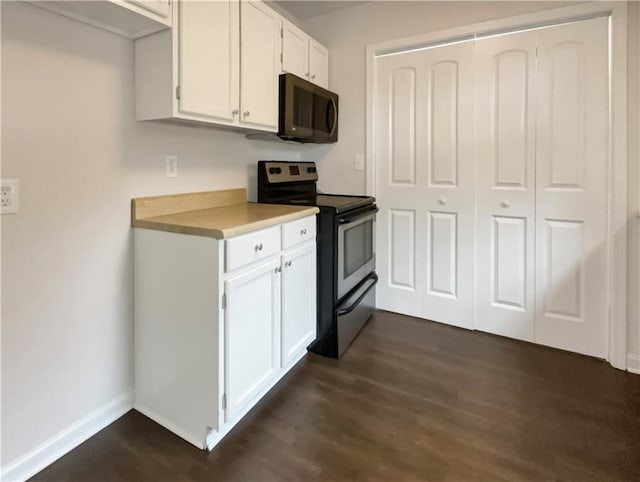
[474,30,537,341]
[534,17,609,358]
[376,54,424,317]
[375,43,475,329]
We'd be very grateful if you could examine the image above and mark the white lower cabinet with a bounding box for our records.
[134,215,316,451]
[281,243,317,367]
[225,258,281,423]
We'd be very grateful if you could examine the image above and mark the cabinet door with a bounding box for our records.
[309,39,329,89]
[126,0,170,19]
[282,19,309,79]
[240,0,280,129]
[281,243,317,367]
[225,259,280,422]
[179,0,239,122]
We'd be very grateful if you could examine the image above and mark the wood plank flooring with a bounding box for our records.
[32,311,640,481]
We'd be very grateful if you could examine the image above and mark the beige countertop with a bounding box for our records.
[131,188,318,239]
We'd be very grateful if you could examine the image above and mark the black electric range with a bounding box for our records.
[286,194,374,213]
[258,161,378,358]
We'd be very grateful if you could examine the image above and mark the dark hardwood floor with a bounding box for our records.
[32,311,640,482]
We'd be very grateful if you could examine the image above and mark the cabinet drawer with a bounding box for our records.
[226,226,281,271]
[282,216,316,250]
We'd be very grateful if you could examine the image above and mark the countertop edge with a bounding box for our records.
[132,206,319,240]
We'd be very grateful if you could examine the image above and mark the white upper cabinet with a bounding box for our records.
[240,0,281,130]
[126,0,171,19]
[178,0,239,122]
[281,19,329,89]
[134,0,329,132]
[28,0,172,38]
[309,39,329,89]
[135,0,280,132]
[282,19,310,80]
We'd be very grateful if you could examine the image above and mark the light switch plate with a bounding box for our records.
[1,179,19,214]
[354,154,365,171]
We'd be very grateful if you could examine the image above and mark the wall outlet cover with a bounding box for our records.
[165,155,178,178]
[354,154,365,171]
[1,179,19,214]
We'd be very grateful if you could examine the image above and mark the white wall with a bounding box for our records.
[302,1,640,364]
[627,1,640,371]
[0,1,308,473]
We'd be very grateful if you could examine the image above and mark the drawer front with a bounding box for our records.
[226,226,281,271]
[282,216,316,250]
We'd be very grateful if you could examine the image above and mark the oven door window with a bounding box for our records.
[343,219,373,278]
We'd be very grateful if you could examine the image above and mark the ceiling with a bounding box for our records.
[274,1,368,20]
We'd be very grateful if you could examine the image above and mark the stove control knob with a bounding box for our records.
[307,167,317,173]
[275,167,282,174]
[269,167,278,175]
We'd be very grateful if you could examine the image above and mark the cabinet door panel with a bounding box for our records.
[179,0,239,121]
[282,19,309,79]
[309,39,328,88]
[225,259,280,422]
[281,243,316,366]
[240,0,280,129]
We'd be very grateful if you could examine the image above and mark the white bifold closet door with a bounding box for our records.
[375,16,610,358]
[475,17,609,357]
[375,42,475,329]
[474,28,538,342]
[533,17,609,357]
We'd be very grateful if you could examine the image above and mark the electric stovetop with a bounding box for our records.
[286,194,375,213]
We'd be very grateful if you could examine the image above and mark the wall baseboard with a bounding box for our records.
[628,354,640,375]
[1,392,133,482]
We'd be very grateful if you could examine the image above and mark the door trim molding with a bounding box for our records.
[628,354,640,375]
[365,2,628,369]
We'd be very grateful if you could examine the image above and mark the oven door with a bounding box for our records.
[337,206,377,300]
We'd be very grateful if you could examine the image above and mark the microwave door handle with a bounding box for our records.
[327,98,338,136]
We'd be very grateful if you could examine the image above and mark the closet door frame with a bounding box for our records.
[366,1,629,370]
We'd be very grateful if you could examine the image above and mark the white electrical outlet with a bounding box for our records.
[1,179,19,214]
[165,155,178,178]
[354,154,365,171]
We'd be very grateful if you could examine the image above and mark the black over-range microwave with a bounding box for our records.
[278,73,338,144]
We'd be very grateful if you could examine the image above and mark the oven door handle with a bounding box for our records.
[338,206,379,225]
[337,273,378,316]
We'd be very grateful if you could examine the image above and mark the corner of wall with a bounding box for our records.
[1,392,133,482]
